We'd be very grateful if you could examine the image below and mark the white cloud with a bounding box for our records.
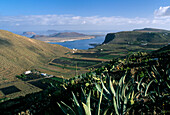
[1,7,170,31]
[154,6,170,17]
[0,15,151,27]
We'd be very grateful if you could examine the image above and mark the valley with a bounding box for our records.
[0,28,169,114]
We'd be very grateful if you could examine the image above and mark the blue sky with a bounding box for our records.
[0,0,170,31]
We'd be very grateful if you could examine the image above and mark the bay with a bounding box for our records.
[49,36,105,50]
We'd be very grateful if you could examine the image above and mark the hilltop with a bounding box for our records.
[133,28,170,32]
[0,30,70,83]
[49,32,87,37]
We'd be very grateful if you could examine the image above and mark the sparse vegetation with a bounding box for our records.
[0,29,170,114]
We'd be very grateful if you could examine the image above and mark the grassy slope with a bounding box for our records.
[106,31,170,44]
[0,30,70,83]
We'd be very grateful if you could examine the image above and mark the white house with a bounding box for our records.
[41,73,47,76]
[72,48,78,53]
[24,71,32,75]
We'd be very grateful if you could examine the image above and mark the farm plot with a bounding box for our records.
[73,52,111,58]
[28,80,50,90]
[16,73,46,81]
[51,57,103,68]
[0,86,21,95]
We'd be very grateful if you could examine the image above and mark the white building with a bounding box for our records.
[72,48,78,53]
[41,73,47,76]
[24,71,32,75]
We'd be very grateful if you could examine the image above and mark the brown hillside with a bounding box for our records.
[0,30,70,83]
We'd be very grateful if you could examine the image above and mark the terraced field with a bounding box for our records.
[0,80,42,100]
[46,56,110,78]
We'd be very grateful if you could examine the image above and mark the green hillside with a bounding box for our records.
[0,30,70,83]
[103,31,170,44]
[84,29,170,60]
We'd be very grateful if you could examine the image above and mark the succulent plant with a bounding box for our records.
[57,87,103,115]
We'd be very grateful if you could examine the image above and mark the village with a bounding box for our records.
[16,69,54,81]
[0,69,63,102]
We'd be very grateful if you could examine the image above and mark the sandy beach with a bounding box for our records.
[42,36,95,43]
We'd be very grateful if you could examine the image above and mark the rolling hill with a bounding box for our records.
[0,30,70,83]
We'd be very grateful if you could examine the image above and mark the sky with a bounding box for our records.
[0,0,170,31]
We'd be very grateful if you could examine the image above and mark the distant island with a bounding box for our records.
[31,32,97,42]
[46,30,58,33]
[23,32,36,35]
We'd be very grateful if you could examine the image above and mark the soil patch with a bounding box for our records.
[28,80,49,90]
[0,86,21,95]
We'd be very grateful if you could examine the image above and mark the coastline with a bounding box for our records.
[44,36,96,43]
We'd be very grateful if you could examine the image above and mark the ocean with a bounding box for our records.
[49,36,105,50]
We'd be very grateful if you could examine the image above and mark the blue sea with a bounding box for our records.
[49,36,105,50]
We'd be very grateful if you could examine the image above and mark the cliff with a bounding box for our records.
[102,30,170,44]
[103,33,115,44]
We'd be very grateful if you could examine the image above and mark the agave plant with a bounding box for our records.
[57,87,103,115]
[95,72,136,115]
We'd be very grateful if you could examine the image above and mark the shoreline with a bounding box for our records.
[44,36,96,43]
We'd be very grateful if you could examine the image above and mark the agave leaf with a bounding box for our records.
[119,77,123,88]
[116,86,120,111]
[123,80,132,98]
[96,89,103,115]
[119,71,127,86]
[109,77,116,97]
[130,91,135,105]
[103,107,110,115]
[81,87,86,103]
[120,84,125,100]
[152,65,161,79]
[123,97,128,114]
[121,81,130,100]
[101,77,111,95]
[72,92,83,114]
[86,91,91,113]
[149,95,155,103]
[122,71,127,84]
[113,97,119,115]
[141,83,146,88]
[50,82,55,88]
[72,92,80,107]
[95,83,102,93]
[95,83,108,100]
[137,77,144,91]
[145,80,154,96]
[131,91,134,100]
[57,101,76,115]
[165,81,170,89]
[82,102,91,115]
